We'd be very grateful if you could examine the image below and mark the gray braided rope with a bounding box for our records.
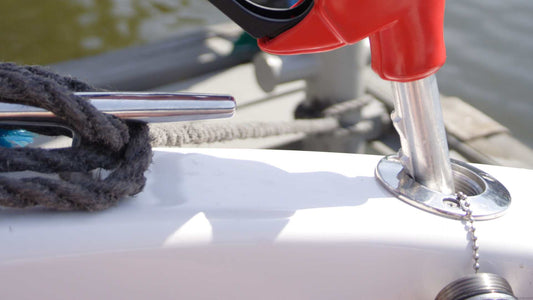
[0,63,152,211]
[148,96,373,147]
[149,118,339,147]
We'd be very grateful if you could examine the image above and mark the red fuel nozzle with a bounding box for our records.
[208,0,446,82]
[256,0,447,82]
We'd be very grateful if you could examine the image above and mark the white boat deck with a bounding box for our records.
[1,148,532,299]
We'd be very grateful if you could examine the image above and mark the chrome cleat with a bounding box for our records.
[0,92,236,124]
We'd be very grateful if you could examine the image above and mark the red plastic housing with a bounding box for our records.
[258,0,446,82]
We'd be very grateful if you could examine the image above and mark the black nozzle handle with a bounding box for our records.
[208,0,314,39]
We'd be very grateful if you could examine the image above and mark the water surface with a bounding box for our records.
[0,0,226,65]
[438,0,533,148]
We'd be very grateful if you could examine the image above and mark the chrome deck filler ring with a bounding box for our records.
[376,155,511,220]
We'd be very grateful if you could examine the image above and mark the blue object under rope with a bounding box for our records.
[0,129,35,148]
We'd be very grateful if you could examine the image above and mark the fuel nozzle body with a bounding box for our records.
[209,0,446,82]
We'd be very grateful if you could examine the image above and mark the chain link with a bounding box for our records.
[457,191,480,273]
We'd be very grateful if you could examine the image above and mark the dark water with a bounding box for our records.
[438,0,533,148]
[0,0,227,65]
[1,0,532,147]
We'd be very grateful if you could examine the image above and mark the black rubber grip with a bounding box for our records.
[208,0,314,39]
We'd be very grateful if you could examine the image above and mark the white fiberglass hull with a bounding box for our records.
[1,149,532,299]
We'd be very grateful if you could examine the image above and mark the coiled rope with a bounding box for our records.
[0,63,152,211]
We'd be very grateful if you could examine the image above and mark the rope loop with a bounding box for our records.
[0,63,152,211]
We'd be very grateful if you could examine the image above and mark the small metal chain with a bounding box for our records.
[457,191,480,273]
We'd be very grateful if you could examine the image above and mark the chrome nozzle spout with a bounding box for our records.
[390,75,455,195]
